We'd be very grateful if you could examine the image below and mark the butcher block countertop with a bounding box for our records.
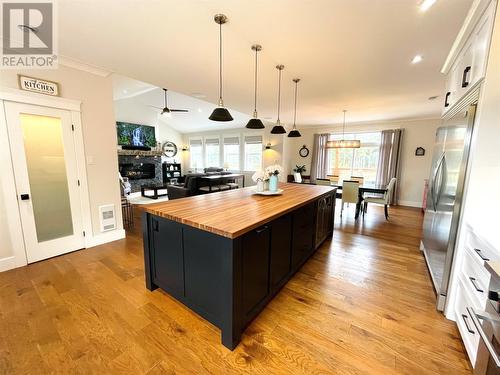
[143,183,336,239]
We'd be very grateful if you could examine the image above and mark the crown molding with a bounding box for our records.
[58,55,112,77]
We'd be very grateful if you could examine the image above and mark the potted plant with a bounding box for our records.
[265,164,284,192]
[251,170,268,192]
[293,165,306,175]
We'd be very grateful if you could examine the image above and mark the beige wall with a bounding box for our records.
[460,7,500,250]
[284,118,441,207]
[1,65,123,239]
[113,94,184,164]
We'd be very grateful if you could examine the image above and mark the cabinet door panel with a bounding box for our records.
[291,203,315,268]
[270,214,292,289]
[152,218,184,297]
[242,226,270,316]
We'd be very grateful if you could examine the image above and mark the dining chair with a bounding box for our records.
[316,178,331,186]
[327,174,339,184]
[350,176,364,184]
[341,180,360,217]
[363,177,397,220]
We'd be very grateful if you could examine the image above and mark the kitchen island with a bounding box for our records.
[142,183,336,349]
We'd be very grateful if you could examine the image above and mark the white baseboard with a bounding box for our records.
[398,200,422,208]
[86,229,126,248]
[0,256,16,273]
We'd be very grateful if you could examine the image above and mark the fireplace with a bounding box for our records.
[118,155,163,193]
[119,162,155,180]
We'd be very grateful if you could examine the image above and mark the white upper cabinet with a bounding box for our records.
[442,0,497,114]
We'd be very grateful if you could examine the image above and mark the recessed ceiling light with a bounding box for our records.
[123,89,128,94]
[197,108,203,113]
[191,92,206,99]
[420,0,437,12]
[411,55,423,64]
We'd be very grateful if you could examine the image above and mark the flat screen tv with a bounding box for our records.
[116,122,156,148]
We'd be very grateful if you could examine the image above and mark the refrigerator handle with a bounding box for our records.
[431,153,445,212]
[435,155,447,208]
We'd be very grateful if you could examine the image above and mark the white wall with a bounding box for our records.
[0,65,124,269]
[284,118,441,207]
[459,6,500,250]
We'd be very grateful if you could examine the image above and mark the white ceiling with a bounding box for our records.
[113,75,252,133]
[59,0,472,131]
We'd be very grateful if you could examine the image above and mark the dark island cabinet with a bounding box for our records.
[315,193,335,248]
[143,188,336,350]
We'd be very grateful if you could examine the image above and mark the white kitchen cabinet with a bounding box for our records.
[442,0,496,114]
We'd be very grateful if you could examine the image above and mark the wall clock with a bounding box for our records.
[299,145,309,158]
[162,141,178,158]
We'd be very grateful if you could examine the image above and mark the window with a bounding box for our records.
[189,138,203,170]
[205,137,220,168]
[244,135,263,171]
[223,136,240,170]
[327,132,381,183]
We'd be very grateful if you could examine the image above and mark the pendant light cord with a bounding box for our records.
[293,81,298,128]
[219,22,223,103]
[164,89,168,108]
[254,48,258,113]
[277,68,282,122]
[342,110,346,140]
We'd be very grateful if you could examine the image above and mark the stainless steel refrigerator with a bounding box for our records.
[422,103,476,311]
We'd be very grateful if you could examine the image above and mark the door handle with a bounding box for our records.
[474,248,490,261]
[20,194,30,200]
[255,225,269,234]
[431,153,445,212]
[462,66,471,88]
[461,314,475,334]
[435,155,447,208]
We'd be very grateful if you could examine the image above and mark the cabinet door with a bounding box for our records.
[291,203,315,269]
[270,214,292,290]
[242,225,271,316]
[151,218,184,297]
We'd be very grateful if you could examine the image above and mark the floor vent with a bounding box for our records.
[99,204,116,232]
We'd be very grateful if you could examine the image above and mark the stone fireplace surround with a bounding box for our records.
[118,154,162,193]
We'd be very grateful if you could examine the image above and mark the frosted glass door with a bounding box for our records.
[5,102,84,263]
[21,114,74,242]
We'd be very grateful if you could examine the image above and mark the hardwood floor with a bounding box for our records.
[0,204,471,374]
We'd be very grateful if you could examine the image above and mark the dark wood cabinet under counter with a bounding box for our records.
[142,183,336,350]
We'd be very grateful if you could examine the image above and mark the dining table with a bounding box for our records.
[331,182,388,219]
[198,173,245,192]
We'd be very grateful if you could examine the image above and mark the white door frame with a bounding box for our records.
[0,87,93,266]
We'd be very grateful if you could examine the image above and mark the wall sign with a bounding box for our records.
[18,75,59,96]
[162,141,178,158]
[415,147,426,156]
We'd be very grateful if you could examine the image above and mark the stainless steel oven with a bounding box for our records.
[469,273,500,375]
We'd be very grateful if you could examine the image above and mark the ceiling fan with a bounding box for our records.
[149,88,189,116]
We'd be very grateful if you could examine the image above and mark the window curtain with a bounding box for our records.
[375,129,403,204]
[310,133,330,182]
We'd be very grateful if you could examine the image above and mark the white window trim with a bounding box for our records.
[242,131,264,172]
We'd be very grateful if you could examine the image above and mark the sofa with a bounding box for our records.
[166,168,236,200]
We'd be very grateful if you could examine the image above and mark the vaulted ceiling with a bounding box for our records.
[58,0,472,130]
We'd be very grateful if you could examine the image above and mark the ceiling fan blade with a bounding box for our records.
[170,109,189,112]
[146,105,163,110]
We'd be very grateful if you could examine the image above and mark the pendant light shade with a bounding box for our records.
[246,44,265,129]
[325,110,361,148]
[288,78,302,138]
[209,14,233,122]
[271,64,287,134]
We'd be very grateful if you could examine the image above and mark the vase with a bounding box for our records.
[256,180,264,192]
[269,175,278,192]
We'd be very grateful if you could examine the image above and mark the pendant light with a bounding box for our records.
[326,110,361,148]
[271,64,286,134]
[246,44,265,129]
[209,14,233,122]
[288,78,302,137]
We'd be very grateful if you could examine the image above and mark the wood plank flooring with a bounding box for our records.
[0,204,471,374]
